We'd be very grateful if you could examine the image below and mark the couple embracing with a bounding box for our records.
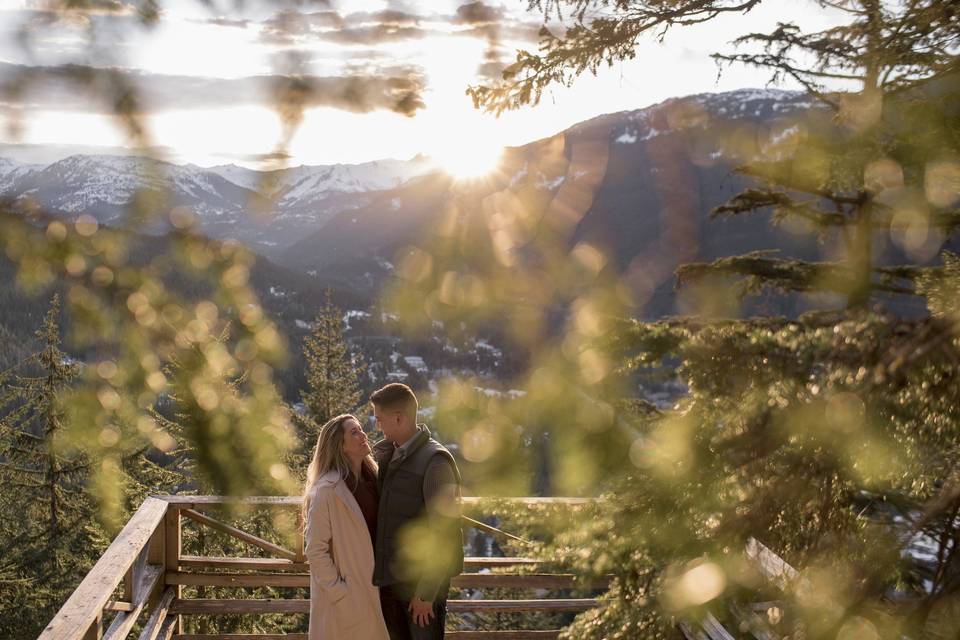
[302,382,463,639]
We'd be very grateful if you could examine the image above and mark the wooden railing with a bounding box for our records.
[678,538,801,640]
[37,496,602,640]
[37,494,799,640]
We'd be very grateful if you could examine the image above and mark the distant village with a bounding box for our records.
[284,303,529,423]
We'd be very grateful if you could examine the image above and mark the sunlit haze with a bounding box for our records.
[0,0,842,169]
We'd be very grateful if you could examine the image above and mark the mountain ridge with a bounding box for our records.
[0,87,852,318]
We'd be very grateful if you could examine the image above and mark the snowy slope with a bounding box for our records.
[0,153,438,255]
[0,88,825,262]
[206,156,434,204]
[0,157,40,193]
[6,155,251,223]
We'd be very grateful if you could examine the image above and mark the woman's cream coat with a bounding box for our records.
[304,470,389,640]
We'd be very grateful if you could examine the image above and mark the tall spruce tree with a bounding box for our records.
[0,295,106,639]
[300,290,366,431]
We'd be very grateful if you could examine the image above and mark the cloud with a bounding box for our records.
[0,62,426,116]
[476,60,508,83]
[271,73,426,116]
[192,16,251,29]
[256,4,539,47]
[453,2,505,25]
[79,0,135,13]
[313,24,431,45]
[5,5,156,36]
[215,150,293,164]
[0,142,177,164]
[462,22,541,42]
[26,0,140,16]
[260,10,344,44]
[344,10,421,27]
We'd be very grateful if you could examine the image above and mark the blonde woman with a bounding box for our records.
[303,414,389,639]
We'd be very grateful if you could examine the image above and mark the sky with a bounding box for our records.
[0,0,842,169]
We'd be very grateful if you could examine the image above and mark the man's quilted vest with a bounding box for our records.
[373,427,464,588]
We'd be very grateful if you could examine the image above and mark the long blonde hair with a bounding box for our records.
[302,414,377,517]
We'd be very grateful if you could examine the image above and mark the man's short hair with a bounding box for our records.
[370,382,418,418]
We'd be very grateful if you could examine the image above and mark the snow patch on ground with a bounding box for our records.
[510,162,529,187]
[769,124,801,146]
[343,310,370,329]
[537,175,565,190]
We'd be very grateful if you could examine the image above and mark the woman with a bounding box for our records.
[303,414,389,639]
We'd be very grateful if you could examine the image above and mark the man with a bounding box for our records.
[370,382,464,640]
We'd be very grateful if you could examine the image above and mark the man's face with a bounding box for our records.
[374,405,402,442]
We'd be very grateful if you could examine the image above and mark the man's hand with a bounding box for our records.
[409,597,434,627]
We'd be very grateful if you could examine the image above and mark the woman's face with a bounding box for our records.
[341,417,371,460]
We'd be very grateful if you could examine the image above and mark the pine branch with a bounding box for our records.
[711,188,847,228]
[675,252,926,297]
[468,0,765,114]
[734,162,867,205]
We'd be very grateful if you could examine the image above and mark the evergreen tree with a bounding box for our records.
[680,0,959,310]
[0,295,106,639]
[146,333,304,635]
[475,1,959,311]
[300,290,366,431]
[447,1,960,638]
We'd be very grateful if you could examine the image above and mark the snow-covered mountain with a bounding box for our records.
[206,157,433,198]
[0,153,436,255]
[0,157,40,193]
[0,87,824,272]
[278,88,843,309]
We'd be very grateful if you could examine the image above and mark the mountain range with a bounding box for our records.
[3,87,924,318]
[0,152,436,253]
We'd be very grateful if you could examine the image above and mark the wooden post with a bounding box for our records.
[146,518,166,611]
[295,509,305,563]
[37,498,168,640]
[148,518,165,566]
[122,568,134,604]
[164,507,182,633]
[81,613,102,640]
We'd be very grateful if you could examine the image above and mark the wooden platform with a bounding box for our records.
[37,494,803,640]
[37,496,600,640]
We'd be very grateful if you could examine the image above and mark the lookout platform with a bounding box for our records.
[36,496,603,640]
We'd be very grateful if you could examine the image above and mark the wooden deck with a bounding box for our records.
[36,496,602,640]
[36,495,798,640]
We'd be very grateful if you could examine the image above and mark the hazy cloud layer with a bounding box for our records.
[217,150,293,164]
[345,10,422,27]
[1,1,538,120]
[257,2,539,47]
[28,0,142,17]
[453,1,505,25]
[192,16,251,29]
[260,10,344,43]
[0,142,176,164]
[0,62,426,116]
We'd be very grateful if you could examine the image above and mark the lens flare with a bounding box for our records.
[429,137,504,180]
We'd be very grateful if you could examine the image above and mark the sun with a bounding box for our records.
[429,138,504,180]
